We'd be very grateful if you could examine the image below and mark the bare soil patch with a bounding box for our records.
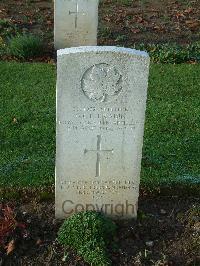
[99,0,200,46]
[0,0,199,52]
[0,193,199,265]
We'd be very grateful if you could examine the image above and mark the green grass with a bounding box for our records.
[0,62,199,189]
[0,62,56,186]
[143,64,200,190]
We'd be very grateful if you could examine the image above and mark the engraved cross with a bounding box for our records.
[84,135,114,177]
[69,0,86,28]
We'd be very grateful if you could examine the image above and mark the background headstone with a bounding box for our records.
[54,0,99,49]
[56,46,150,219]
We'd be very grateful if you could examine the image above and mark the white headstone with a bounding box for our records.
[54,0,99,49]
[56,46,150,219]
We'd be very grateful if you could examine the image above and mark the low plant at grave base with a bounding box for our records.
[0,205,16,247]
[132,42,200,63]
[57,211,117,265]
[0,19,19,40]
[8,34,44,59]
[0,37,7,57]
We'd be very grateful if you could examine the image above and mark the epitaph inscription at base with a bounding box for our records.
[56,46,150,219]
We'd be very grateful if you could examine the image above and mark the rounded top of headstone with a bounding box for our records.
[57,46,149,58]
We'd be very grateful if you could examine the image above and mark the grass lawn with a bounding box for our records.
[0,62,199,190]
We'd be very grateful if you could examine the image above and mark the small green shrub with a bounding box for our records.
[8,34,44,59]
[98,26,113,38]
[133,42,200,63]
[57,211,117,266]
[0,19,18,39]
[0,37,7,56]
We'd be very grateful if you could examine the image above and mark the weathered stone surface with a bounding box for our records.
[54,0,99,49]
[56,46,150,219]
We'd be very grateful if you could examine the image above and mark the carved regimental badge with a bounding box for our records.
[81,63,123,102]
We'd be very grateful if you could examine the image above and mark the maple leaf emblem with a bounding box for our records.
[81,64,123,102]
